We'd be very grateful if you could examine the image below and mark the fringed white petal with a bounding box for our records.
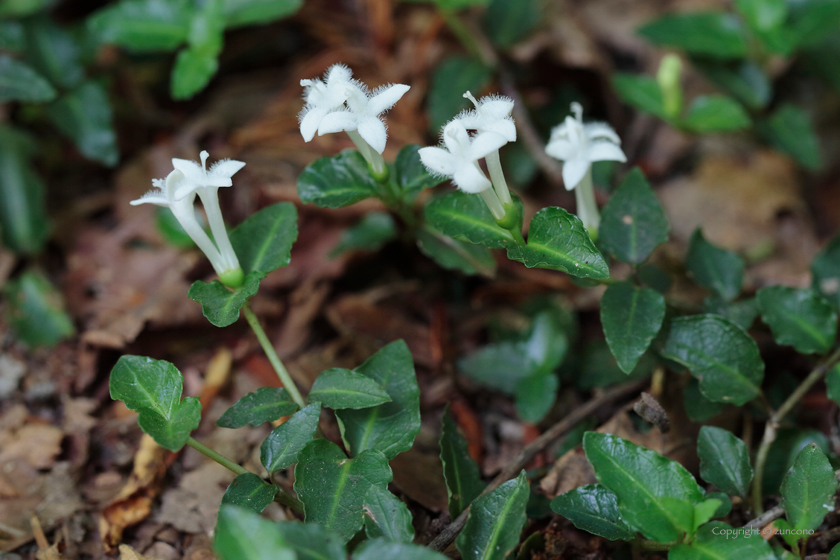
[479,96,514,120]
[367,84,410,116]
[318,110,358,135]
[300,106,329,141]
[210,159,246,179]
[562,157,590,191]
[171,158,204,185]
[467,131,507,161]
[357,116,388,154]
[453,164,491,193]
[130,189,168,206]
[419,146,459,177]
[482,118,516,143]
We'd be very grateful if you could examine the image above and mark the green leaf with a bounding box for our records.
[23,19,83,89]
[273,522,346,560]
[459,341,537,394]
[47,82,119,167]
[583,432,704,543]
[692,498,723,531]
[638,13,749,58]
[221,473,277,513]
[109,355,201,451]
[660,314,764,405]
[600,282,665,374]
[332,212,397,256]
[550,484,635,541]
[692,58,771,110]
[0,55,55,102]
[515,371,558,424]
[214,506,295,560]
[686,229,744,301]
[483,0,541,49]
[416,227,496,277]
[763,428,830,497]
[703,296,758,331]
[706,492,732,518]
[363,486,415,543]
[599,167,669,264]
[681,95,751,133]
[756,104,821,170]
[335,340,421,460]
[0,21,25,52]
[612,74,666,118]
[309,368,392,410]
[354,539,449,560]
[293,439,392,542]
[229,202,298,275]
[812,234,840,309]
[507,207,609,279]
[260,403,321,473]
[830,543,840,560]
[735,0,788,31]
[0,0,54,18]
[0,126,49,254]
[781,444,838,532]
[4,270,74,347]
[576,340,654,391]
[787,0,840,49]
[217,387,299,429]
[87,0,193,52]
[757,286,837,354]
[188,0,224,53]
[425,191,522,249]
[171,47,219,100]
[188,270,264,327]
[428,56,493,132]
[222,0,302,27]
[827,364,840,407]
[395,144,443,202]
[455,471,530,560]
[297,150,380,208]
[524,311,569,372]
[669,521,776,560]
[697,426,753,498]
[440,407,485,519]
[683,379,725,422]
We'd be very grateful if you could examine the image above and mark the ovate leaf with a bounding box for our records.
[514,371,558,424]
[681,95,751,133]
[363,486,415,543]
[216,387,298,428]
[756,104,821,170]
[309,368,392,410]
[612,74,666,118]
[669,521,776,560]
[229,202,298,275]
[297,150,380,208]
[440,407,485,519]
[214,506,295,560]
[550,484,635,541]
[171,47,218,100]
[425,191,522,248]
[600,282,666,374]
[5,270,74,348]
[260,403,321,473]
[188,270,264,327]
[781,444,837,532]
[47,82,119,166]
[697,426,753,498]
[757,286,837,355]
[0,55,56,102]
[638,13,749,58]
[686,229,744,301]
[221,473,277,513]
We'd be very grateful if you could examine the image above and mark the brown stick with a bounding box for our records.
[428,378,647,551]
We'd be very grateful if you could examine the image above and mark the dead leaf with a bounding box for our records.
[119,544,164,560]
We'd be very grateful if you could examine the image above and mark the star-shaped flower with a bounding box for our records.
[419,120,507,194]
[171,150,245,200]
[457,91,516,143]
[546,102,626,190]
[317,82,410,154]
[299,64,354,142]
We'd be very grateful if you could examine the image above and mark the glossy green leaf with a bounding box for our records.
[363,486,415,543]
[507,207,609,279]
[757,286,837,354]
[214,506,295,560]
[669,521,776,560]
[416,227,496,277]
[425,191,522,249]
[681,95,751,133]
[188,270,264,327]
[395,144,443,202]
[660,314,764,405]
[584,432,704,543]
[273,522,346,560]
[484,0,541,49]
[87,0,193,51]
[599,167,669,264]
[109,355,201,451]
[222,0,302,27]
[23,19,83,89]
[217,387,298,429]
[294,439,392,542]
[781,444,837,532]
[0,126,49,255]
[735,0,788,31]
[550,483,635,541]
[455,471,530,560]
[514,370,558,424]
[221,473,277,513]
[428,56,492,132]
[600,282,665,374]
[0,55,55,102]
[298,150,380,208]
[260,403,321,473]
[332,212,397,256]
[683,378,725,422]
[309,368,392,410]
[611,74,666,118]
[229,202,298,275]
[702,296,758,331]
[440,407,485,519]
[335,340,420,460]
[692,498,722,531]
[171,47,218,100]
[686,229,744,301]
[638,13,749,58]
[47,82,119,166]
[354,539,449,560]
[4,270,74,348]
[812,234,840,309]
[756,104,821,170]
[763,429,830,496]
[697,426,753,498]
[692,58,771,110]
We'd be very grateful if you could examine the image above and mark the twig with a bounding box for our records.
[743,505,784,529]
[427,378,647,551]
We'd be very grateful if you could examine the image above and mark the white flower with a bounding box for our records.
[419,120,507,194]
[546,102,626,190]
[171,150,245,201]
[317,82,410,154]
[299,64,354,142]
[458,91,516,143]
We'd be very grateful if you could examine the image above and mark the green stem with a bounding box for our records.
[242,304,307,408]
[751,347,840,514]
[187,437,250,477]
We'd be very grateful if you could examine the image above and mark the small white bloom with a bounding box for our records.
[419,120,507,194]
[299,64,354,142]
[317,82,410,154]
[546,102,626,190]
[458,91,516,143]
[171,150,245,201]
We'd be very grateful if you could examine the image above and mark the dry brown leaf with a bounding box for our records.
[0,424,64,470]
[119,544,164,560]
[156,462,233,534]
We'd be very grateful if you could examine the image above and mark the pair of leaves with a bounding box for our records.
[189,202,298,327]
